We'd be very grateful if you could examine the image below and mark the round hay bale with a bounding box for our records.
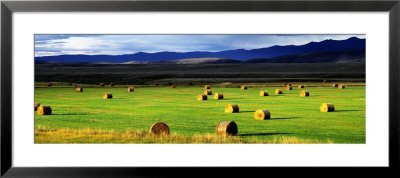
[260,90,269,96]
[332,83,338,87]
[204,90,212,95]
[216,121,238,136]
[275,89,283,94]
[204,85,211,89]
[298,84,304,88]
[34,102,40,111]
[214,93,224,100]
[320,103,335,112]
[286,85,292,90]
[128,87,134,92]
[171,84,177,88]
[241,85,247,90]
[300,91,310,97]
[103,92,112,99]
[100,83,105,87]
[76,87,83,92]
[149,122,170,136]
[339,84,345,89]
[47,82,52,87]
[225,104,239,113]
[110,83,115,86]
[37,105,52,115]
[254,109,271,120]
[197,94,207,101]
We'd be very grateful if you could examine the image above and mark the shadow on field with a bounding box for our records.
[240,111,256,113]
[272,117,299,120]
[334,110,361,112]
[52,113,88,116]
[224,98,243,100]
[239,132,292,137]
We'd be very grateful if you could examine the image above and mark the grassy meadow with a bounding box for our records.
[34,83,365,144]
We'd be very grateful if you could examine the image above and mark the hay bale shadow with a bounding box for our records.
[334,110,361,112]
[271,117,299,120]
[239,111,256,113]
[270,95,286,97]
[52,113,88,116]
[224,97,242,100]
[239,132,292,137]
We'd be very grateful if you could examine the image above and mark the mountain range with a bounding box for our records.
[35,37,365,64]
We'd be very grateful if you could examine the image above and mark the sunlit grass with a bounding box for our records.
[35,83,365,144]
[35,126,333,144]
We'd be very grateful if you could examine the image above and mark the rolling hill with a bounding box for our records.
[245,49,365,63]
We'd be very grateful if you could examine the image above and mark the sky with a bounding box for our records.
[35,34,365,57]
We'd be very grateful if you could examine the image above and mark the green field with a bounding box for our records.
[34,83,365,144]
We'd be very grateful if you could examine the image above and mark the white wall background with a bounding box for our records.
[12,12,388,167]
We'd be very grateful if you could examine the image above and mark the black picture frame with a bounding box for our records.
[1,0,399,177]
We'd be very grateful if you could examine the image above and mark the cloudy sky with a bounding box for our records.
[35,34,365,57]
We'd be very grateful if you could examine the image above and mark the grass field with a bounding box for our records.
[34,83,365,144]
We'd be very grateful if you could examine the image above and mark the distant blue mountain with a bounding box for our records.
[35,37,365,63]
[245,49,365,63]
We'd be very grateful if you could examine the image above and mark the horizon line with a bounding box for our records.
[35,36,365,57]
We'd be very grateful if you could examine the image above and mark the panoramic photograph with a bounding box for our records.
[34,34,366,144]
